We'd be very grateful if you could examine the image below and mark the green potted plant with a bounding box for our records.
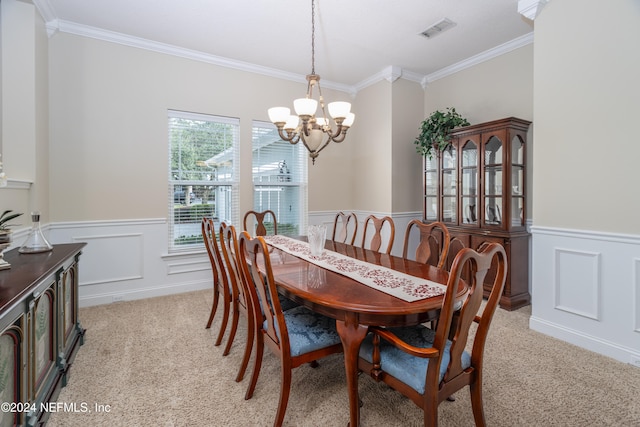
[414,107,470,159]
[0,210,23,243]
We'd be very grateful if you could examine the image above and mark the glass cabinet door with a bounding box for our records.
[461,140,478,224]
[441,148,457,223]
[484,136,503,226]
[424,156,438,220]
[511,135,525,227]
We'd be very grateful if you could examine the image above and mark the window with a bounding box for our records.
[251,121,307,236]
[168,110,239,252]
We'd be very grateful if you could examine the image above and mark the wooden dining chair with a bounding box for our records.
[243,209,277,236]
[331,211,358,245]
[237,232,343,426]
[219,222,254,381]
[202,217,232,349]
[360,215,395,254]
[402,220,451,269]
[358,242,508,427]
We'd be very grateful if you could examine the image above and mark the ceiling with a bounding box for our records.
[39,0,534,89]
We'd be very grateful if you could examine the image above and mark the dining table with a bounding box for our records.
[262,235,468,427]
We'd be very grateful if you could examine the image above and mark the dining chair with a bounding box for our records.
[202,217,232,349]
[360,215,395,254]
[331,211,358,245]
[243,209,278,236]
[358,242,508,427]
[402,220,450,269]
[219,222,254,381]
[237,232,343,426]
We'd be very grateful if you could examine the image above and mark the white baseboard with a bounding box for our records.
[79,279,211,308]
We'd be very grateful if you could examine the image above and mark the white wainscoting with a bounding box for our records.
[45,213,420,309]
[530,226,640,365]
[48,219,212,308]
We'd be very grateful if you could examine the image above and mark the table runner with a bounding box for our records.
[264,235,447,302]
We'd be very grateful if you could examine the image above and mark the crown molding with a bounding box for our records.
[518,0,550,21]
[32,0,56,23]
[37,7,532,97]
[45,19,356,95]
[423,32,534,85]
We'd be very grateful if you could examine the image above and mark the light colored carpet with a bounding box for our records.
[47,290,640,426]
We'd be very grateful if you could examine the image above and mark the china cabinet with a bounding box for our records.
[423,117,530,310]
[0,243,85,427]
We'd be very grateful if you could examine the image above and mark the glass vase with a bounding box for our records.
[19,211,53,253]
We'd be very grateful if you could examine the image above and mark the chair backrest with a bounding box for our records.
[243,210,277,236]
[401,220,450,268]
[202,217,225,289]
[219,222,248,312]
[361,215,395,254]
[237,232,289,354]
[331,211,358,245]
[429,242,507,404]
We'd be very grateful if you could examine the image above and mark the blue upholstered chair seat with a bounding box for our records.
[278,295,299,312]
[265,306,342,357]
[359,324,471,395]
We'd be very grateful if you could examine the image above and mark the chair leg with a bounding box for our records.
[423,394,439,427]
[245,333,264,400]
[470,380,487,427]
[214,292,231,346]
[205,288,219,329]
[274,366,293,427]
[223,301,240,356]
[236,314,255,382]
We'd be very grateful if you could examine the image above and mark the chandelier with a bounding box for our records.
[268,0,355,164]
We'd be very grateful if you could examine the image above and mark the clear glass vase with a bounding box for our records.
[19,211,53,253]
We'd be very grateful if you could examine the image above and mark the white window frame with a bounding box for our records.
[251,121,308,236]
[168,110,240,252]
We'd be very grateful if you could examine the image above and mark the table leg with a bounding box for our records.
[336,317,369,427]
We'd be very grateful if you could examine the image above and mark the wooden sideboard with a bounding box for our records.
[0,243,86,427]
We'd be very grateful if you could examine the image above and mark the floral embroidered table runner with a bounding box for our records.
[263,235,447,302]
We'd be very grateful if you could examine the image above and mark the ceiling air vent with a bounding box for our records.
[420,18,456,39]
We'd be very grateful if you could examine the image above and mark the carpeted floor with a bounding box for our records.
[47,290,640,426]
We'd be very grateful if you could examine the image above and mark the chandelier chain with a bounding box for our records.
[311,0,316,75]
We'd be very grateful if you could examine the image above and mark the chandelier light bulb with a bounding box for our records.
[327,101,351,119]
[343,113,355,128]
[293,98,318,117]
[268,107,290,124]
[284,115,300,131]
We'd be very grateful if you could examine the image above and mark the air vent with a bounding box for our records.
[420,18,456,38]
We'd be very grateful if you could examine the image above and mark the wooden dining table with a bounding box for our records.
[264,238,467,427]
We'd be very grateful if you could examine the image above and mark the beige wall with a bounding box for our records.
[47,32,355,222]
[391,78,424,213]
[351,80,393,213]
[424,45,533,125]
[533,0,640,233]
[1,0,49,224]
